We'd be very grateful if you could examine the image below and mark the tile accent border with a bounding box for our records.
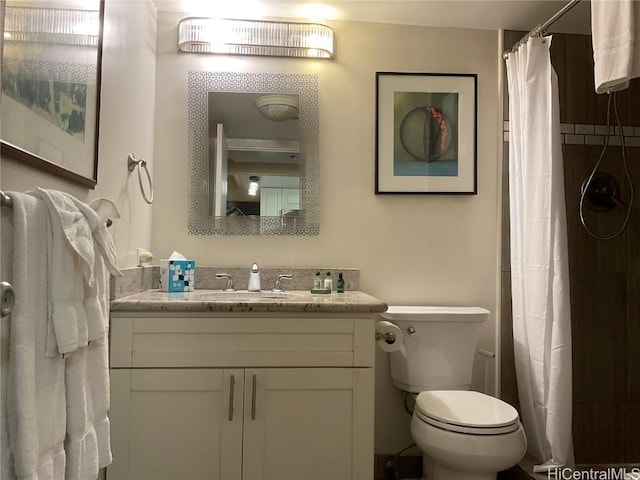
[503,121,640,147]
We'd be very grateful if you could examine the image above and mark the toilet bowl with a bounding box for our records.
[378,306,527,480]
[410,390,527,480]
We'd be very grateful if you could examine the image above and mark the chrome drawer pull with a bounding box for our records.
[251,374,257,421]
[228,375,235,421]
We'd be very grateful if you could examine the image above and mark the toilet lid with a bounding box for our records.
[415,391,520,435]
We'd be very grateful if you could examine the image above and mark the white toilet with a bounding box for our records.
[379,306,527,480]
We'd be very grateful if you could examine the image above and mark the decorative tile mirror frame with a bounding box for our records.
[187,71,320,235]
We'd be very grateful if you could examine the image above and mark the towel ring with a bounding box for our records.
[127,153,154,205]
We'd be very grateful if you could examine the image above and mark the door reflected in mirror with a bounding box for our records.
[188,72,319,236]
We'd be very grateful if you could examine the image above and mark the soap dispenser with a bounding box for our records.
[324,272,333,291]
[248,263,261,292]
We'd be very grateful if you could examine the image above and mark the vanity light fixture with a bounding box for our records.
[255,94,299,121]
[248,176,260,196]
[177,17,334,59]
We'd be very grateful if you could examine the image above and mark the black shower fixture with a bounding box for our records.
[580,172,625,213]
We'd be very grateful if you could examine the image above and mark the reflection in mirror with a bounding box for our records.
[1,0,104,187]
[208,92,300,219]
[188,72,319,235]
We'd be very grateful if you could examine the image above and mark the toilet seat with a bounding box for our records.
[414,390,520,435]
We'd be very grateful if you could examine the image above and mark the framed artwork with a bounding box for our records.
[375,72,478,195]
[1,0,104,188]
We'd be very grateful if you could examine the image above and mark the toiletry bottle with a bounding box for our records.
[313,271,322,290]
[337,272,345,293]
[324,272,333,291]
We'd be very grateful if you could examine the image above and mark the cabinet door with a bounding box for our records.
[108,369,244,480]
[243,368,373,480]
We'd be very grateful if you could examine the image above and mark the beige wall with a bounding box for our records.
[153,12,502,453]
[0,0,157,268]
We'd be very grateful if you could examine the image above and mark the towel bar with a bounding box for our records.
[1,281,15,317]
[0,190,113,227]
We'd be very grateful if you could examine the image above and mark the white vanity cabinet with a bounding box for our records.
[107,312,375,480]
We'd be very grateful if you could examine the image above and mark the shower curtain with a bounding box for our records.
[505,36,574,469]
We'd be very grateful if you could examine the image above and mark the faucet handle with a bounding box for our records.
[272,274,293,292]
[216,273,236,292]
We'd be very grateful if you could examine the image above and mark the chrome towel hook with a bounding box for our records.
[128,153,154,205]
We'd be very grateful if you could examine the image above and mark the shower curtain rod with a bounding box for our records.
[0,190,113,227]
[502,0,582,59]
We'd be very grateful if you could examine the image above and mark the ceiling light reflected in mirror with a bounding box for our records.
[255,95,299,122]
[248,176,260,196]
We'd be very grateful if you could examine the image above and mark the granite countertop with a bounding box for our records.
[110,289,388,314]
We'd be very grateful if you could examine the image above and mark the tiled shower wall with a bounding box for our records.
[501,32,640,464]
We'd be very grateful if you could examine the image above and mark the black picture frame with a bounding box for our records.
[375,72,478,195]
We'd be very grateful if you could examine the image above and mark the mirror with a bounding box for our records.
[188,72,319,235]
[208,92,301,219]
[1,0,104,188]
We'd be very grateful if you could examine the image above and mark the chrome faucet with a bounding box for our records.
[272,274,293,292]
[216,273,235,292]
[248,263,261,292]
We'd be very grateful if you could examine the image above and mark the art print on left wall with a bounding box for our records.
[1,0,104,188]
[375,72,478,195]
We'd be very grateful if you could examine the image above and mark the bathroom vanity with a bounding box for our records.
[107,290,386,480]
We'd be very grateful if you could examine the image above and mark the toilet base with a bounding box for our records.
[422,455,497,480]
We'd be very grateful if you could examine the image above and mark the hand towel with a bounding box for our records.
[81,198,122,341]
[64,336,112,480]
[591,0,640,93]
[32,190,122,356]
[60,196,120,479]
[31,190,90,357]
[6,192,66,480]
[1,206,15,479]
[86,198,122,280]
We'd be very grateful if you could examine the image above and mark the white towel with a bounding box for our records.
[63,198,119,480]
[591,0,640,93]
[64,338,112,480]
[6,192,66,480]
[32,190,122,356]
[31,190,90,356]
[25,189,121,479]
[1,205,15,479]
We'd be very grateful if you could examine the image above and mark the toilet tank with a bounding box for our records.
[379,306,489,393]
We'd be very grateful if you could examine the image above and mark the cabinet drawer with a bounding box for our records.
[110,315,373,368]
